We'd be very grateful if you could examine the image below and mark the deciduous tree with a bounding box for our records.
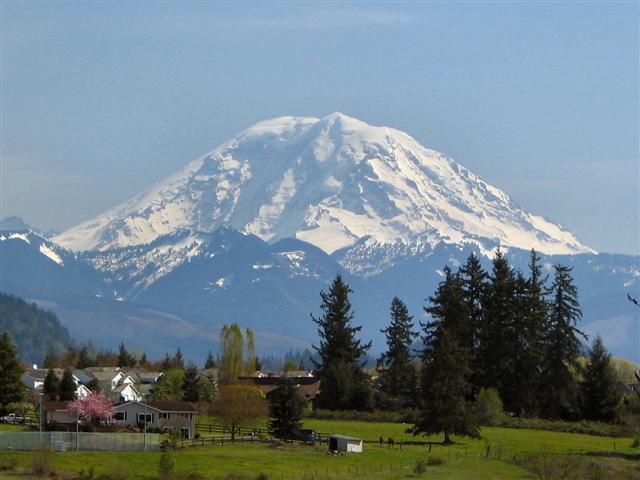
[209,385,268,440]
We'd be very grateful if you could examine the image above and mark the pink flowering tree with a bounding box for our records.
[66,392,115,425]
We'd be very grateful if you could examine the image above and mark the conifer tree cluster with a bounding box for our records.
[411,249,623,431]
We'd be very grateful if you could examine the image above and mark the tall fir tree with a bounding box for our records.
[312,274,373,410]
[477,250,517,408]
[76,346,93,369]
[43,367,60,401]
[174,348,185,370]
[268,379,306,439]
[459,253,488,391]
[515,250,549,416]
[182,363,200,402]
[117,343,136,368]
[0,332,25,415]
[581,336,621,422]
[377,297,417,407]
[539,264,584,419]
[413,268,479,443]
[204,350,216,369]
[59,368,77,401]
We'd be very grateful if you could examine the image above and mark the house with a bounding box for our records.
[22,367,80,390]
[239,376,321,409]
[328,435,363,453]
[112,383,142,402]
[75,367,140,401]
[113,401,197,439]
[42,401,76,425]
[22,367,89,400]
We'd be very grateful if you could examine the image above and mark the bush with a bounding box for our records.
[0,455,18,472]
[494,415,633,437]
[307,408,418,423]
[158,449,176,480]
[426,456,446,466]
[413,459,427,474]
[475,388,504,426]
[31,443,52,477]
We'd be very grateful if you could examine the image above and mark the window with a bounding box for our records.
[113,412,126,421]
[137,413,153,424]
[159,412,169,419]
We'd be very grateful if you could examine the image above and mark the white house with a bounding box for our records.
[113,401,197,439]
[112,383,141,402]
[328,435,363,453]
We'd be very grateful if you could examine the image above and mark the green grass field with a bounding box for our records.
[0,419,638,479]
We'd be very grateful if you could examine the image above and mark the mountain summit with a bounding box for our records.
[53,113,591,255]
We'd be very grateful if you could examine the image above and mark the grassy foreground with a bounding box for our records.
[0,420,638,479]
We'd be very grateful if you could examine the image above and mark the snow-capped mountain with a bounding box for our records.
[53,113,592,257]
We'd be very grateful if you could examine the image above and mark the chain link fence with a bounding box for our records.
[0,431,161,451]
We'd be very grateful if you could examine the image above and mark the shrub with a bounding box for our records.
[475,388,504,426]
[158,449,176,480]
[413,459,427,474]
[31,443,52,477]
[307,408,418,423]
[256,474,269,480]
[426,456,446,466]
[494,415,632,437]
[0,455,18,472]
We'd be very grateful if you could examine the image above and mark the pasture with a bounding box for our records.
[0,419,638,479]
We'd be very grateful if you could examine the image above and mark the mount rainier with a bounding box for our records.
[2,114,637,362]
[53,113,591,257]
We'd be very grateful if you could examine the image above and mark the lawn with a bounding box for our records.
[0,419,638,479]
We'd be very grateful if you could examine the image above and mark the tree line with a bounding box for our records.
[310,250,629,441]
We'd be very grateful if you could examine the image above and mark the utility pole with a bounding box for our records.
[38,393,43,441]
[76,410,79,452]
[143,399,147,452]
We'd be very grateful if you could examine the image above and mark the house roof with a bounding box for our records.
[124,369,163,383]
[295,381,321,398]
[112,384,139,394]
[115,401,197,413]
[24,368,66,380]
[42,401,70,412]
[329,434,362,442]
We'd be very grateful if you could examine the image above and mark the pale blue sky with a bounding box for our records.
[1,2,638,254]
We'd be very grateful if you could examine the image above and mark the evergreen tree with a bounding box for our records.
[377,297,417,406]
[76,346,93,369]
[477,250,517,408]
[139,353,148,368]
[539,264,584,419]
[204,350,216,369]
[459,253,488,392]
[0,332,25,415]
[513,250,549,416]
[43,367,60,401]
[43,349,59,368]
[182,364,200,402]
[413,269,479,443]
[268,379,305,440]
[312,274,373,410]
[59,368,77,401]
[174,348,185,370]
[581,336,621,422]
[197,375,217,402]
[117,342,136,368]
